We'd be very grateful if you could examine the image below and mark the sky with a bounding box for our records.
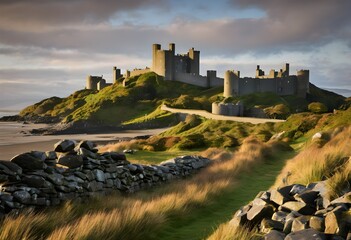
[0,0,351,110]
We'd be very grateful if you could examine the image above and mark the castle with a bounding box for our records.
[85,43,310,116]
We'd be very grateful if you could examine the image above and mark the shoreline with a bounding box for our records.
[0,121,168,160]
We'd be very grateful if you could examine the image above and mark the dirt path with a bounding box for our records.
[161,105,285,124]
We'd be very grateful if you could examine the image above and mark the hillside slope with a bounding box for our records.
[11,72,346,132]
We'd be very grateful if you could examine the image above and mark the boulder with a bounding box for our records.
[272,211,288,223]
[260,218,284,233]
[270,186,293,206]
[309,216,325,232]
[229,205,250,227]
[57,155,83,169]
[290,184,308,195]
[291,215,310,232]
[281,201,315,215]
[247,204,275,225]
[285,228,326,240]
[93,169,105,182]
[13,190,31,204]
[76,140,96,151]
[54,140,76,153]
[294,190,319,206]
[45,151,57,160]
[11,152,45,170]
[22,175,47,188]
[0,160,22,174]
[263,230,286,240]
[77,148,98,159]
[30,151,47,161]
[324,208,349,238]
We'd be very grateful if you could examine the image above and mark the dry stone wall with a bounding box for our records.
[0,139,211,218]
[230,181,351,239]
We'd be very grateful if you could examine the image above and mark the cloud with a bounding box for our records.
[0,0,168,31]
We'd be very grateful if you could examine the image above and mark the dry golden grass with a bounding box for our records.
[208,223,260,240]
[98,139,144,152]
[0,137,280,240]
[273,126,351,199]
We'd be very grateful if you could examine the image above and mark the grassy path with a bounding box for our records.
[153,151,296,240]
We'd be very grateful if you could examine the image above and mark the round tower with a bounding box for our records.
[224,70,235,98]
[212,102,220,115]
[86,75,93,90]
[297,70,310,98]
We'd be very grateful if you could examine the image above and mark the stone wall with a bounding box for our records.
[0,140,211,218]
[229,180,351,239]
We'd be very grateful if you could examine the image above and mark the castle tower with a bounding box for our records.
[113,66,122,84]
[86,75,94,90]
[188,47,200,75]
[169,43,175,55]
[283,63,289,77]
[224,70,240,98]
[152,44,161,72]
[256,65,264,78]
[297,70,310,98]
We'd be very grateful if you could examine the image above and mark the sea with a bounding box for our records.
[0,110,19,118]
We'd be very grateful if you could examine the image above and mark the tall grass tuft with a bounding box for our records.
[273,126,351,199]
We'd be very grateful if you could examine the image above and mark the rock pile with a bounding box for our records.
[0,139,211,218]
[230,182,351,239]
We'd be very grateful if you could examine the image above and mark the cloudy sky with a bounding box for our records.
[0,0,351,110]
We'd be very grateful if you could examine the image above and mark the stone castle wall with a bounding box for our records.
[0,140,211,217]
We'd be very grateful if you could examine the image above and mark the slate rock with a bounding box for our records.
[22,175,47,188]
[13,190,31,204]
[57,155,83,169]
[45,151,57,160]
[325,208,349,238]
[263,230,286,240]
[270,188,291,206]
[290,184,308,195]
[260,218,284,233]
[0,160,22,174]
[77,148,98,159]
[11,153,45,170]
[229,205,251,227]
[291,215,310,232]
[285,228,327,240]
[54,140,76,153]
[272,211,288,223]
[282,201,315,215]
[309,216,325,232]
[76,140,96,151]
[93,169,105,182]
[30,151,47,161]
[294,190,319,206]
[247,204,275,225]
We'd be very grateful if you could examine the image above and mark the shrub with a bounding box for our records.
[264,104,290,119]
[308,102,328,113]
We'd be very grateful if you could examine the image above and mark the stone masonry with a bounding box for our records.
[0,139,211,218]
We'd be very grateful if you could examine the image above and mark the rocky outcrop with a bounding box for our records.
[230,182,351,239]
[0,140,211,218]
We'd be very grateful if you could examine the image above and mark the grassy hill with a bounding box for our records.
[16,72,346,130]
[18,73,221,127]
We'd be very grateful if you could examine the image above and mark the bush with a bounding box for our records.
[177,134,206,150]
[308,102,328,113]
[264,104,290,119]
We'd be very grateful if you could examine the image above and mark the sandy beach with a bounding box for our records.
[0,122,168,160]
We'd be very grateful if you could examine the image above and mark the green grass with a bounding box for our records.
[153,149,296,240]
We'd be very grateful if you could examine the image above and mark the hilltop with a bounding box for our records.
[2,72,346,134]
